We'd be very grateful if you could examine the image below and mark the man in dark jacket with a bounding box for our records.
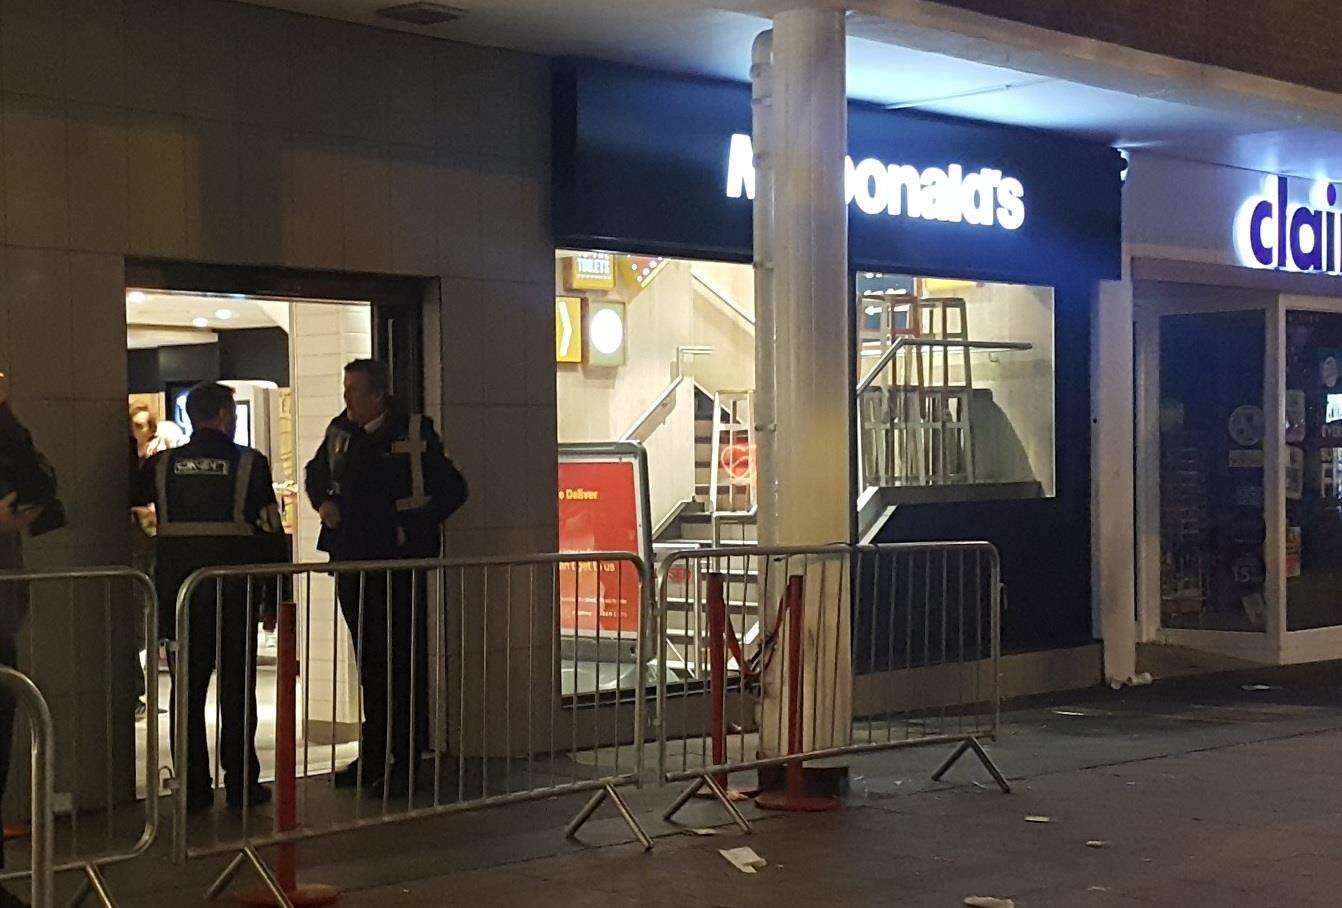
[0,372,47,886]
[134,382,289,812]
[304,359,467,793]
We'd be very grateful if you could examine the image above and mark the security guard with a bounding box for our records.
[304,359,467,793]
[135,382,288,812]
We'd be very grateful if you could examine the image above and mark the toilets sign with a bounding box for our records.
[725,133,1026,231]
[1235,174,1342,274]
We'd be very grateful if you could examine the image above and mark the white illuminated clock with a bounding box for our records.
[590,308,624,356]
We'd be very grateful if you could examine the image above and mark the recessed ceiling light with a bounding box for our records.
[215,309,234,320]
[126,290,146,304]
[192,317,209,329]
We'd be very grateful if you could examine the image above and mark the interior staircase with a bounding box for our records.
[655,388,760,683]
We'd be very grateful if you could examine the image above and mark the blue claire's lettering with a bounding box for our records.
[1234,175,1342,274]
[725,133,1025,231]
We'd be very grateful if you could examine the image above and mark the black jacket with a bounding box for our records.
[304,410,467,560]
[0,404,36,634]
[0,403,57,515]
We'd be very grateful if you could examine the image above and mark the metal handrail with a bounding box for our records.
[691,273,756,327]
[710,507,757,546]
[619,375,684,443]
[0,666,54,908]
[856,338,1034,395]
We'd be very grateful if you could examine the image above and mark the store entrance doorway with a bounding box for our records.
[122,262,429,795]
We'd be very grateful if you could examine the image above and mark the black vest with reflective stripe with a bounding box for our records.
[155,445,255,538]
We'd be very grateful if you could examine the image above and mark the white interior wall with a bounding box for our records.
[290,302,372,737]
[555,257,756,525]
[957,283,1057,493]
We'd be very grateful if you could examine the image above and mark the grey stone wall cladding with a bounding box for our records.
[0,0,556,809]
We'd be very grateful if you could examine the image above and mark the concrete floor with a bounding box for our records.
[21,658,1342,906]
[136,640,360,800]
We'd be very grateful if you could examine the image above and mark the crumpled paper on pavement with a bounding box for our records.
[720,846,768,874]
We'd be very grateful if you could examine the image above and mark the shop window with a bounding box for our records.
[1158,310,1266,633]
[856,273,1056,500]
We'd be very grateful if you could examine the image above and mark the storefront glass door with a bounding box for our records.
[1283,309,1342,631]
[1157,310,1269,634]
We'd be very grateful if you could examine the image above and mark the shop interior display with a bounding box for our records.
[856,275,1046,498]
[859,292,976,488]
[1158,311,1266,632]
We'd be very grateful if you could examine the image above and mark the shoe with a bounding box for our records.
[225,783,271,810]
[185,787,214,813]
[134,701,147,721]
[333,759,385,790]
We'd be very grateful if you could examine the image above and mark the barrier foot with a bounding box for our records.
[931,737,1011,794]
[205,852,247,902]
[235,884,341,907]
[565,785,654,851]
[661,778,705,823]
[234,847,297,908]
[755,759,842,814]
[205,848,307,908]
[68,863,114,908]
[701,774,754,834]
[605,786,654,852]
[231,851,340,907]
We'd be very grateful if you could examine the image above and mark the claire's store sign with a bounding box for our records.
[552,59,1123,283]
[1235,175,1342,274]
[725,134,1026,230]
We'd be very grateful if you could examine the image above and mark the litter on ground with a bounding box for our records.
[720,846,768,874]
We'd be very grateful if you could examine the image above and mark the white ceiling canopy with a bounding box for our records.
[233,0,1342,179]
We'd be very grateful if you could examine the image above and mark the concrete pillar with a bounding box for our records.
[757,7,851,756]
[752,29,777,548]
[1093,266,1140,686]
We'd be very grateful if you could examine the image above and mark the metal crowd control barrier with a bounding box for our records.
[174,551,653,907]
[0,567,160,907]
[656,543,1007,831]
[0,666,54,908]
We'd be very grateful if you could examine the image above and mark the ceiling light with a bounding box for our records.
[192,317,209,329]
[215,309,234,320]
[126,290,146,304]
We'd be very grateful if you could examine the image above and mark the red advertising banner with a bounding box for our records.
[557,460,642,635]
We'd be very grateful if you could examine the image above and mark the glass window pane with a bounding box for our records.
[856,273,1055,499]
[1158,310,1266,633]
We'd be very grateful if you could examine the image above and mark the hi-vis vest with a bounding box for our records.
[325,414,432,513]
[154,448,279,537]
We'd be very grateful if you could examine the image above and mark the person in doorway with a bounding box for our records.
[0,371,61,893]
[304,359,467,793]
[134,383,288,812]
[131,404,184,461]
[128,404,181,721]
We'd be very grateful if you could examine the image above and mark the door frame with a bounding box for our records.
[1133,280,1283,663]
[124,260,430,411]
